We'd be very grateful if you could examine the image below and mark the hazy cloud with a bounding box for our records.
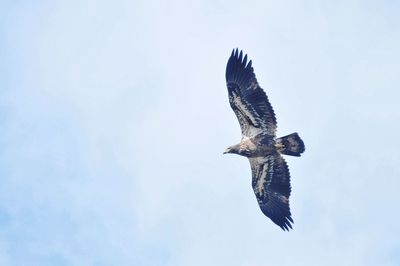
[1,0,399,265]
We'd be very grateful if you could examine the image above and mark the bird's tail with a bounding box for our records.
[276,133,305,157]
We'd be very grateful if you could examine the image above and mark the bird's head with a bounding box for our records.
[223,144,240,155]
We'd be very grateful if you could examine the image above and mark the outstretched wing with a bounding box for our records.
[249,154,293,231]
[226,49,277,138]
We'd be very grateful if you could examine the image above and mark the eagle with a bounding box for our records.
[223,49,305,231]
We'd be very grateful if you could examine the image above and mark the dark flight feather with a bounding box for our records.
[250,155,293,231]
[226,49,276,137]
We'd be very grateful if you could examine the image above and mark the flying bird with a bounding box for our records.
[223,49,305,231]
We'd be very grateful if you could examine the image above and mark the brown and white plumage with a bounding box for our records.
[224,49,305,231]
[226,50,277,138]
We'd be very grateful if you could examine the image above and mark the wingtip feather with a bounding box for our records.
[226,48,256,87]
[243,54,247,66]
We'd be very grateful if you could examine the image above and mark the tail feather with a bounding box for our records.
[276,133,305,157]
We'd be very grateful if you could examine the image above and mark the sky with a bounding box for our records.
[1,0,400,265]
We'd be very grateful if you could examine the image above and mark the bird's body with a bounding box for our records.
[225,135,274,157]
[224,49,305,231]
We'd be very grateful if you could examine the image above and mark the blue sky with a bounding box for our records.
[1,1,400,265]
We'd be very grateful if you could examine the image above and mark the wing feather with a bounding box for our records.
[249,155,293,231]
[226,49,277,138]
